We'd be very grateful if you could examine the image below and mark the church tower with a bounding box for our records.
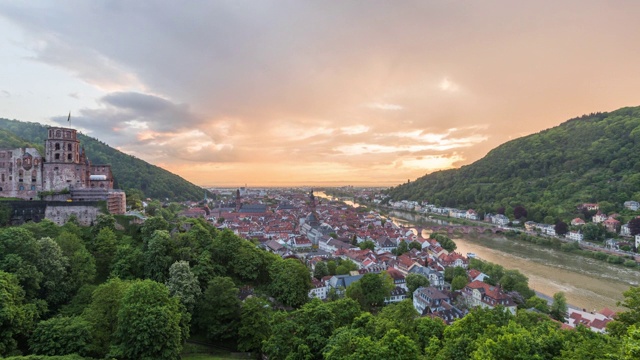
[309,189,316,211]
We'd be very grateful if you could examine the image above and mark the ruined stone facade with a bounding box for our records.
[0,126,126,216]
[0,126,114,199]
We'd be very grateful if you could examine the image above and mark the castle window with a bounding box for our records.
[55,130,61,137]
[1,174,4,182]
[67,154,72,160]
[55,143,60,150]
[32,170,37,177]
[19,185,24,191]
[34,159,38,166]
[16,159,21,166]
[31,185,35,190]
[0,187,2,191]
[18,170,23,177]
[65,131,70,138]
[55,154,60,160]
[68,143,72,151]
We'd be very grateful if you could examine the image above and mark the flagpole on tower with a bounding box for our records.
[67,112,71,124]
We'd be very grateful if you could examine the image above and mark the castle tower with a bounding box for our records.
[45,127,82,164]
[42,127,90,191]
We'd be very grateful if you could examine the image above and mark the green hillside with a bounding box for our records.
[386,106,640,222]
[0,118,210,201]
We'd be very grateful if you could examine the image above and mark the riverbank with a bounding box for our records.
[320,193,635,311]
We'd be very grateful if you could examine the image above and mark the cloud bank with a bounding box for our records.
[1,1,640,187]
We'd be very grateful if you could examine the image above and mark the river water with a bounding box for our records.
[317,193,637,311]
[388,210,638,312]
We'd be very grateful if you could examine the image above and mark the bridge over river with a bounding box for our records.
[403,224,504,239]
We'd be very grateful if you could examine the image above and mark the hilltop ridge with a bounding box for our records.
[0,118,210,201]
[386,106,640,222]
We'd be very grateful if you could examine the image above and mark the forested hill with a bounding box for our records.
[0,118,210,201]
[386,106,640,222]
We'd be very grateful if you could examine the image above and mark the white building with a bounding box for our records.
[567,231,583,242]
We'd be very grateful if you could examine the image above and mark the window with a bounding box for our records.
[30,185,35,190]
[67,154,72,160]
[68,143,72,151]
[55,154,60,160]
[55,143,60,150]
[19,185,24,191]
[55,130,61,137]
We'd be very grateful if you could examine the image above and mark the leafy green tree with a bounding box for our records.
[268,258,311,308]
[29,316,92,357]
[620,325,640,360]
[582,223,606,241]
[238,297,271,355]
[379,329,420,360]
[550,292,568,322]
[408,241,422,251]
[195,276,240,341]
[394,240,409,256]
[90,227,117,282]
[111,280,184,360]
[439,307,513,359]
[35,237,71,310]
[415,316,446,350]
[110,244,144,280]
[82,278,132,357]
[140,216,170,240]
[346,272,394,312]
[451,275,469,291]
[165,260,201,312]
[322,327,377,360]
[405,273,430,298]
[91,214,116,237]
[336,259,358,275]
[525,296,549,313]
[313,261,329,280]
[327,260,337,275]
[432,233,457,252]
[608,286,640,337]
[0,227,43,299]
[358,240,376,251]
[0,271,37,357]
[143,230,173,283]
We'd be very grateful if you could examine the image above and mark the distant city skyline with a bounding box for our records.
[1,1,640,187]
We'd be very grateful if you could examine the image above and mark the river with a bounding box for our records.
[388,210,638,312]
[317,193,637,311]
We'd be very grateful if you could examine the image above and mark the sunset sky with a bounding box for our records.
[1,1,640,187]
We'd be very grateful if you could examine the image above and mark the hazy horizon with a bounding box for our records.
[2,1,639,188]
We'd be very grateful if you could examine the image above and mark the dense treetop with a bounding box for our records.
[0,118,210,201]
[0,213,639,359]
[386,106,640,222]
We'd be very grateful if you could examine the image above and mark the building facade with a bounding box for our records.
[0,126,125,214]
